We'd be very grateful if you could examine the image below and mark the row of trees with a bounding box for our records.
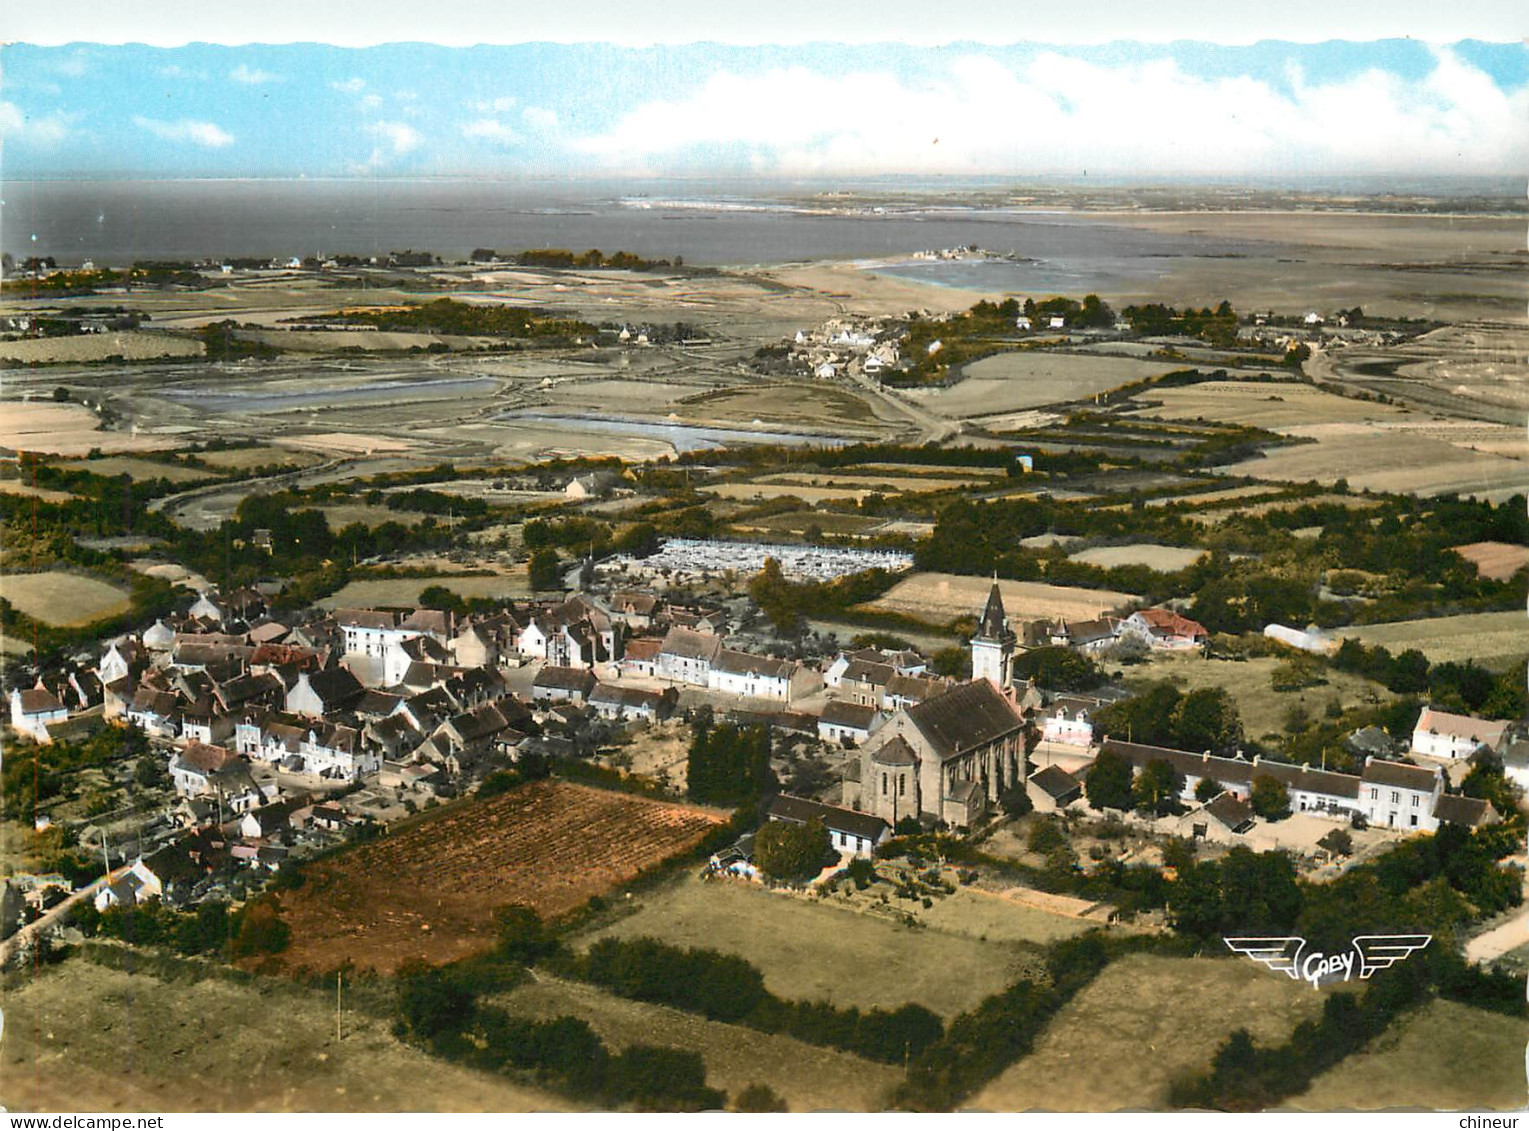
[574,934,945,1066]
[686,711,775,806]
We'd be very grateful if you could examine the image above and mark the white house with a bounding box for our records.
[94,860,163,912]
[767,794,890,860]
[1118,608,1209,652]
[818,699,883,746]
[1039,702,1094,748]
[1358,757,1443,832]
[9,686,68,743]
[708,649,796,702]
[1410,706,1508,762]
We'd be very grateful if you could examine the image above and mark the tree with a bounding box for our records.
[528,548,563,591]
[1012,646,1102,692]
[1085,747,1135,811]
[734,1084,787,1112]
[1133,758,1183,816]
[1249,774,1290,821]
[1317,828,1353,856]
[999,783,1033,818]
[1195,776,1223,804]
[227,896,290,958]
[52,386,71,403]
[496,904,559,965]
[754,817,831,881]
[1170,688,1244,755]
[396,960,477,1043]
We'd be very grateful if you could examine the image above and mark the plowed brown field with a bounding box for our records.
[276,780,724,974]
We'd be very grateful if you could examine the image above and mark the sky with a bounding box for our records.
[3,23,1527,181]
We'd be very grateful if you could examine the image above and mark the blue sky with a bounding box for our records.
[4,40,1526,179]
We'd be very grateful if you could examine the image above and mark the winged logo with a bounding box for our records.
[1224,936,1305,979]
[1224,934,1431,989]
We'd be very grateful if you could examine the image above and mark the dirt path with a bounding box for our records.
[1466,861,1529,964]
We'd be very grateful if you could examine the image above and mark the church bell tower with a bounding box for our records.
[971,581,1016,689]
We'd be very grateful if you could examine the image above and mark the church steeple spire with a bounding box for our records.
[971,578,1016,689]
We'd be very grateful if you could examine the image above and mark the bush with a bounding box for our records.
[999,784,1033,818]
[733,1083,787,1112]
[754,817,832,881]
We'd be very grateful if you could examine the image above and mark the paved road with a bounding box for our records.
[0,869,118,968]
[1465,858,1529,964]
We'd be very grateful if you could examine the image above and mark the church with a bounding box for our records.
[850,583,1028,829]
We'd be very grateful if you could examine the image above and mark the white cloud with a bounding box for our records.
[132,115,235,148]
[366,120,423,155]
[571,49,1529,176]
[521,106,559,131]
[361,93,383,109]
[396,90,419,102]
[54,51,89,78]
[230,63,279,84]
[330,77,366,94]
[461,118,521,145]
[468,95,516,113]
[157,63,206,80]
[0,100,74,144]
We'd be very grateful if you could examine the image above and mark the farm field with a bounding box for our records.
[56,456,212,483]
[236,328,495,352]
[1,956,569,1113]
[1340,611,1529,670]
[581,872,1029,1018]
[824,880,1094,946]
[679,383,883,430]
[495,974,900,1112]
[0,330,203,364]
[1217,425,1526,501]
[1067,544,1206,572]
[1185,491,1382,525]
[863,573,1140,626]
[1131,653,1393,743]
[316,571,530,608]
[911,352,1181,418]
[1145,484,1286,509]
[970,954,1329,1112]
[276,781,725,973]
[0,401,181,457]
[0,571,133,626]
[316,503,432,529]
[705,482,876,504]
[1293,999,1529,1111]
[1128,380,1409,430]
[756,472,987,494]
[1452,541,1529,581]
[0,478,76,502]
[195,445,329,471]
[732,510,882,537]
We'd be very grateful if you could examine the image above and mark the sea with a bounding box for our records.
[3,175,1518,295]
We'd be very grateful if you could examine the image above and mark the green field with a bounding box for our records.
[317,572,530,609]
[1293,998,1529,1111]
[496,974,900,1112]
[579,873,1049,1018]
[972,954,1330,1111]
[2,955,568,1113]
[0,571,134,627]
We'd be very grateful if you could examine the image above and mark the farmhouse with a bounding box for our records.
[532,665,597,704]
[9,686,68,743]
[656,626,723,686]
[1410,706,1507,761]
[1359,757,1443,832]
[818,699,884,746]
[1038,698,1094,748]
[94,860,163,912]
[589,682,672,723]
[1117,608,1208,652]
[767,794,890,859]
